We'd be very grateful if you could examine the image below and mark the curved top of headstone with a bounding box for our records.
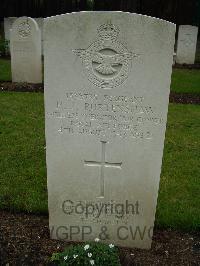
[10,16,40,39]
[44,12,175,53]
[44,11,175,26]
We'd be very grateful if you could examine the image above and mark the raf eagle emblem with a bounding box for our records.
[73,23,139,89]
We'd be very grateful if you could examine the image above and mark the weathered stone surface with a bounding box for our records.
[176,25,198,64]
[10,17,42,83]
[44,12,175,249]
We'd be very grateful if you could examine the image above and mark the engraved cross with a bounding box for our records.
[84,141,122,198]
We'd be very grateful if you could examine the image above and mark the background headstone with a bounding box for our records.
[35,17,44,54]
[4,17,17,41]
[4,17,44,54]
[44,12,175,249]
[10,17,42,83]
[4,17,17,53]
[176,25,198,64]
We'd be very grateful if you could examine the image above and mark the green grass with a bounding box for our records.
[0,58,11,81]
[0,92,47,213]
[0,92,200,231]
[156,104,200,230]
[171,69,200,94]
[0,58,200,94]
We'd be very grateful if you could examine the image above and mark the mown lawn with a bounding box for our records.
[156,103,200,230]
[0,58,200,94]
[0,58,11,81]
[0,92,199,231]
[0,92,47,213]
[171,69,200,94]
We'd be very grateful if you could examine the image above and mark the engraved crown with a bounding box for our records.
[18,21,31,37]
[97,22,119,41]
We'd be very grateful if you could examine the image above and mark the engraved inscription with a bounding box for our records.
[73,23,139,89]
[47,90,164,141]
[180,34,194,47]
[13,41,32,52]
[84,141,122,198]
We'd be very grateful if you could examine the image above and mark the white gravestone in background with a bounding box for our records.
[176,25,198,64]
[4,17,17,53]
[4,17,17,41]
[35,18,44,54]
[4,17,44,54]
[44,12,175,249]
[10,17,42,83]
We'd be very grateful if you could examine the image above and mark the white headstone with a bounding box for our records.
[44,12,175,249]
[176,25,198,64]
[10,17,42,83]
[4,17,44,54]
[35,18,44,54]
[4,17,17,41]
